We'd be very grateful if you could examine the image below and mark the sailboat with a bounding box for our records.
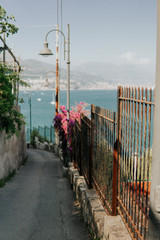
[51,93,55,105]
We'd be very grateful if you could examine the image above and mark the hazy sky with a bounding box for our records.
[1,0,157,73]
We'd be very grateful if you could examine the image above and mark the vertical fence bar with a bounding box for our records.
[112,139,118,216]
[140,88,144,236]
[133,87,137,238]
[145,89,152,236]
[50,126,52,142]
[142,88,147,238]
[44,126,45,140]
[122,87,126,213]
[126,87,129,218]
[90,104,94,189]
[117,86,122,202]
[137,87,140,233]
[80,117,82,176]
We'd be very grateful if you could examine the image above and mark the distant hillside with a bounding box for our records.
[19,59,155,90]
[21,59,56,79]
[73,62,155,86]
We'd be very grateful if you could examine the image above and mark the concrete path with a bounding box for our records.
[0,149,90,240]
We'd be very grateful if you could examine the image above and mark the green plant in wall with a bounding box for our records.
[0,6,29,137]
[0,64,25,137]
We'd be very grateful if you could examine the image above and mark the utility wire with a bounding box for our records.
[17,24,56,28]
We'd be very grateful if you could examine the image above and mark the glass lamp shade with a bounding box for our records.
[39,42,53,56]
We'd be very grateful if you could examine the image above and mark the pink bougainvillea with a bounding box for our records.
[53,102,90,161]
[58,102,90,135]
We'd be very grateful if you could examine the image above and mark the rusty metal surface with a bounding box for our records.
[117,87,154,240]
[71,87,154,240]
[81,114,91,187]
[92,105,117,215]
[72,119,82,173]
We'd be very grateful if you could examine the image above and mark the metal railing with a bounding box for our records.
[71,86,154,240]
[81,114,92,188]
[92,105,117,215]
[72,119,82,172]
[116,86,154,239]
[26,125,55,143]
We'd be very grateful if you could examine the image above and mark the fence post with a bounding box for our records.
[44,126,46,140]
[50,126,52,142]
[73,123,76,168]
[112,140,118,216]
[116,86,122,212]
[89,104,94,189]
[79,115,82,176]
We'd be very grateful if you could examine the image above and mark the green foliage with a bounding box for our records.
[0,64,24,137]
[0,6,18,36]
[30,129,49,147]
[30,129,38,146]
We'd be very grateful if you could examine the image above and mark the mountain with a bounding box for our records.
[19,59,155,90]
[73,62,155,86]
[21,59,56,78]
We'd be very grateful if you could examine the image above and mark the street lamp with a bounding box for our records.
[39,24,71,162]
[44,71,56,88]
[39,24,70,121]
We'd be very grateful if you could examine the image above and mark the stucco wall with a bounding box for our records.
[0,125,26,179]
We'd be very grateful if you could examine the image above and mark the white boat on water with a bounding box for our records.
[37,98,42,102]
[51,93,55,105]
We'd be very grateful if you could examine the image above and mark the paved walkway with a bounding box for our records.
[0,149,90,240]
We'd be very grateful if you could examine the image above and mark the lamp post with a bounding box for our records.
[39,24,70,162]
[28,93,32,142]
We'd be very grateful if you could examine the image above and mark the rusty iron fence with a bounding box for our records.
[72,119,82,172]
[81,114,92,188]
[71,86,154,240]
[117,86,154,239]
[91,105,117,215]
[26,125,55,143]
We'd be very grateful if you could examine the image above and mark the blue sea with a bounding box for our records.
[19,90,117,129]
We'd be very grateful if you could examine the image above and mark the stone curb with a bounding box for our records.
[68,162,132,240]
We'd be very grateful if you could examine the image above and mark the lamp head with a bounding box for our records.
[39,42,53,56]
[44,78,50,87]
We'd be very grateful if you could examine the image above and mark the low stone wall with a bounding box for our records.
[29,140,55,153]
[0,125,26,180]
[68,162,132,240]
[35,141,55,152]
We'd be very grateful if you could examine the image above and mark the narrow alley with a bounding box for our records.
[0,149,90,240]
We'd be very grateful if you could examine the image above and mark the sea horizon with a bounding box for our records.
[19,89,117,129]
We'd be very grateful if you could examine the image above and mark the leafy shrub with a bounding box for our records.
[0,64,24,137]
[30,129,49,147]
